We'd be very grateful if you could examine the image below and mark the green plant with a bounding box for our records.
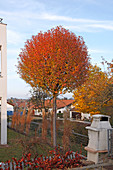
[57,113,63,118]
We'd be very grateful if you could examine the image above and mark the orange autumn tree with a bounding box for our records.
[110,60,113,73]
[73,65,113,115]
[17,26,89,147]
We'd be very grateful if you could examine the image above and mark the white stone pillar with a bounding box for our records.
[1,97,7,144]
[85,114,112,164]
[0,21,7,145]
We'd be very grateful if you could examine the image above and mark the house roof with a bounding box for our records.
[18,101,33,109]
[0,100,14,106]
[18,102,28,108]
[15,99,74,110]
[7,102,15,106]
[9,99,24,107]
[45,99,74,109]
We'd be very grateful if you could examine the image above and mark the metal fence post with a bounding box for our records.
[108,129,110,156]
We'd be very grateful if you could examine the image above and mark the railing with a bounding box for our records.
[72,130,88,146]
[0,160,31,170]
[1,157,113,170]
[108,128,113,157]
[0,152,82,170]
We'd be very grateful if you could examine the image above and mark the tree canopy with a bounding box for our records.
[17,26,90,147]
[17,26,89,97]
[73,65,113,115]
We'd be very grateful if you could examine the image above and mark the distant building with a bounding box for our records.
[81,113,91,120]
[70,107,91,120]
[7,102,14,115]
[70,107,81,119]
[0,101,14,115]
[34,99,74,116]
[16,99,74,117]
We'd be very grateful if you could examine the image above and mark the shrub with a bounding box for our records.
[2,148,84,169]
[57,113,63,118]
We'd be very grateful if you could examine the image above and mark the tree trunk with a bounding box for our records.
[53,95,57,147]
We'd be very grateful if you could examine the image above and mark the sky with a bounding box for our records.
[0,0,113,99]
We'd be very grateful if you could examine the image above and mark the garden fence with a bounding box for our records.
[71,130,88,157]
[72,131,88,146]
[1,157,113,170]
[28,121,89,157]
[108,128,113,157]
[0,160,32,170]
[0,152,82,170]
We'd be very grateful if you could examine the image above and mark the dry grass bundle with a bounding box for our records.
[62,110,72,151]
[11,111,20,131]
[15,113,21,131]
[26,107,33,135]
[11,107,33,135]
[11,111,17,129]
[19,108,26,133]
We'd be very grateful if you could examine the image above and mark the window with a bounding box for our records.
[0,46,1,76]
[45,108,48,112]
[100,117,108,121]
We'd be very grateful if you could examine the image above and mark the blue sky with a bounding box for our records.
[0,0,113,99]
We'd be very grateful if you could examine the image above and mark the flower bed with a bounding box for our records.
[0,148,84,169]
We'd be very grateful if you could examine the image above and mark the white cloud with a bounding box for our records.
[64,25,98,32]
[41,12,113,25]
[64,21,113,32]
[32,13,113,32]
[88,49,106,54]
[41,13,98,23]
[1,9,113,31]
[87,24,113,31]
[88,48,113,55]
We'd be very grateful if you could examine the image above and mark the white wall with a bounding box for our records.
[7,103,14,111]
[0,22,7,145]
[0,101,14,112]
[57,107,67,114]
[81,113,91,120]
[34,109,42,116]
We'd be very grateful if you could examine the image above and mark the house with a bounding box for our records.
[70,107,81,119]
[0,101,14,115]
[0,19,7,144]
[17,100,29,110]
[56,99,74,114]
[81,112,91,120]
[7,102,14,115]
[70,107,91,120]
[34,99,74,116]
[14,98,74,117]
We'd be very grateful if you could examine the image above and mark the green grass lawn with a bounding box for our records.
[0,119,88,162]
[0,128,23,162]
[0,127,52,162]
